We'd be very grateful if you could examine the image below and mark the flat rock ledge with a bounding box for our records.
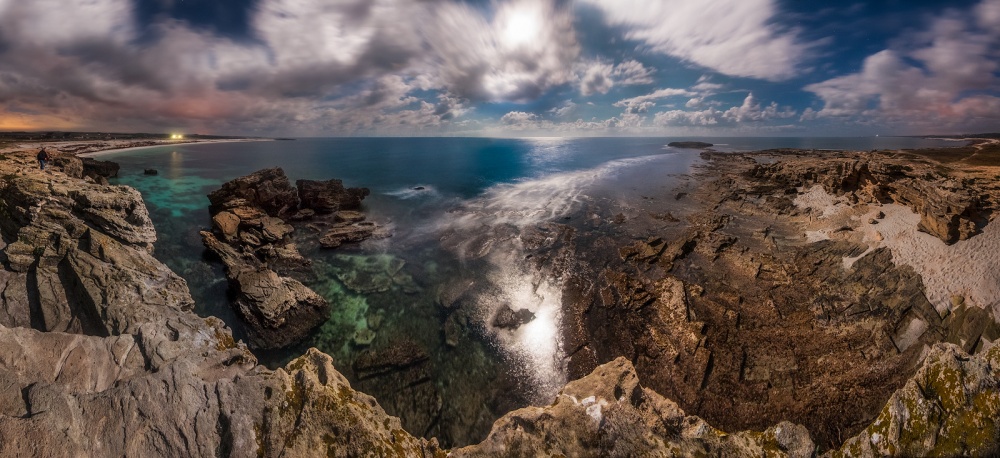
[0,149,997,456]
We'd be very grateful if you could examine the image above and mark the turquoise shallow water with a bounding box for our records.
[100,136,962,445]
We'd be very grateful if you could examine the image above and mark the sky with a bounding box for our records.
[0,0,998,137]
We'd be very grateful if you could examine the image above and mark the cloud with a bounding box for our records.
[579,0,811,81]
[653,93,795,126]
[653,108,721,126]
[549,101,577,117]
[501,111,538,125]
[613,88,694,113]
[804,0,1000,128]
[423,0,580,102]
[577,59,654,96]
[722,93,796,122]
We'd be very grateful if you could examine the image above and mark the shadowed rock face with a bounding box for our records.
[201,168,327,349]
[0,147,998,457]
[208,167,300,219]
[201,231,328,349]
[296,178,370,214]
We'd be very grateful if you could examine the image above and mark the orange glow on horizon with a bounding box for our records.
[0,114,80,131]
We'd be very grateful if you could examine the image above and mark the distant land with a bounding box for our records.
[918,133,1000,140]
[0,131,255,142]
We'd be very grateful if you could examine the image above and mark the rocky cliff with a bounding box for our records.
[0,148,997,456]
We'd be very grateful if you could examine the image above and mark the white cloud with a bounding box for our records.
[653,93,794,126]
[654,108,721,126]
[613,88,694,113]
[501,111,538,125]
[423,0,580,102]
[722,93,796,122]
[550,101,577,117]
[579,0,811,81]
[577,59,655,96]
[804,0,1000,128]
[0,0,135,46]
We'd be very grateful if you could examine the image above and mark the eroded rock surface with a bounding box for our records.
[202,231,328,349]
[1,146,998,457]
[296,178,369,214]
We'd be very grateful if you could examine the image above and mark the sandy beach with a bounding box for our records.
[0,137,274,157]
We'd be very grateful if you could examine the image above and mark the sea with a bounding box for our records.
[100,136,961,446]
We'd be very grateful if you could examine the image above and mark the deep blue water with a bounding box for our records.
[98,135,964,446]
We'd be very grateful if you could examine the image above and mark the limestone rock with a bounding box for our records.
[453,357,816,457]
[50,155,83,178]
[828,343,1000,457]
[69,185,157,247]
[81,157,120,180]
[208,167,300,218]
[296,179,370,214]
[212,210,240,241]
[201,231,328,349]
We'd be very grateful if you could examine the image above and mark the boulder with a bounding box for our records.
[201,231,329,349]
[81,157,120,179]
[208,167,299,218]
[143,168,158,175]
[261,216,294,242]
[51,155,83,178]
[492,305,535,330]
[211,210,240,241]
[296,179,370,213]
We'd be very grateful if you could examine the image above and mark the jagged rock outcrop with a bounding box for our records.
[202,168,389,348]
[296,178,369,214]
[0,168,190,335]
[742,152,995,244]
[828,343,1000,457]
[202,231,328,349]
[81,157,120,181]
[3,146,999,457]
[208,167,300,219]
[202,169,325,348]
[454,357,816,457]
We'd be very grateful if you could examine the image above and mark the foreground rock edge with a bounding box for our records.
[0,148,995,456]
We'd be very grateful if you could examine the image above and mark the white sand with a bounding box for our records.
[78,138,272,157]
[794,186,1000,320]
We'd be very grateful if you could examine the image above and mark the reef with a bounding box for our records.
[0,145,997,456]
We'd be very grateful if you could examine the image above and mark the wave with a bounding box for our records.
[384,185,441,200]
[440,154,667,232]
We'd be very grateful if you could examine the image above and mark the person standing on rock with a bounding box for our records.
[37,148,49,170]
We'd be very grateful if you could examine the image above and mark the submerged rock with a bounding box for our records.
[491,304,535,330]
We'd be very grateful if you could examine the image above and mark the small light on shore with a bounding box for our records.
[170,134,184,140]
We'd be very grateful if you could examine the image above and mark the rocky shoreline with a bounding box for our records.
[0,145,998,456]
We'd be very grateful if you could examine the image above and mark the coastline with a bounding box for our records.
[77,138,276,157]
[0,141,998,455]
